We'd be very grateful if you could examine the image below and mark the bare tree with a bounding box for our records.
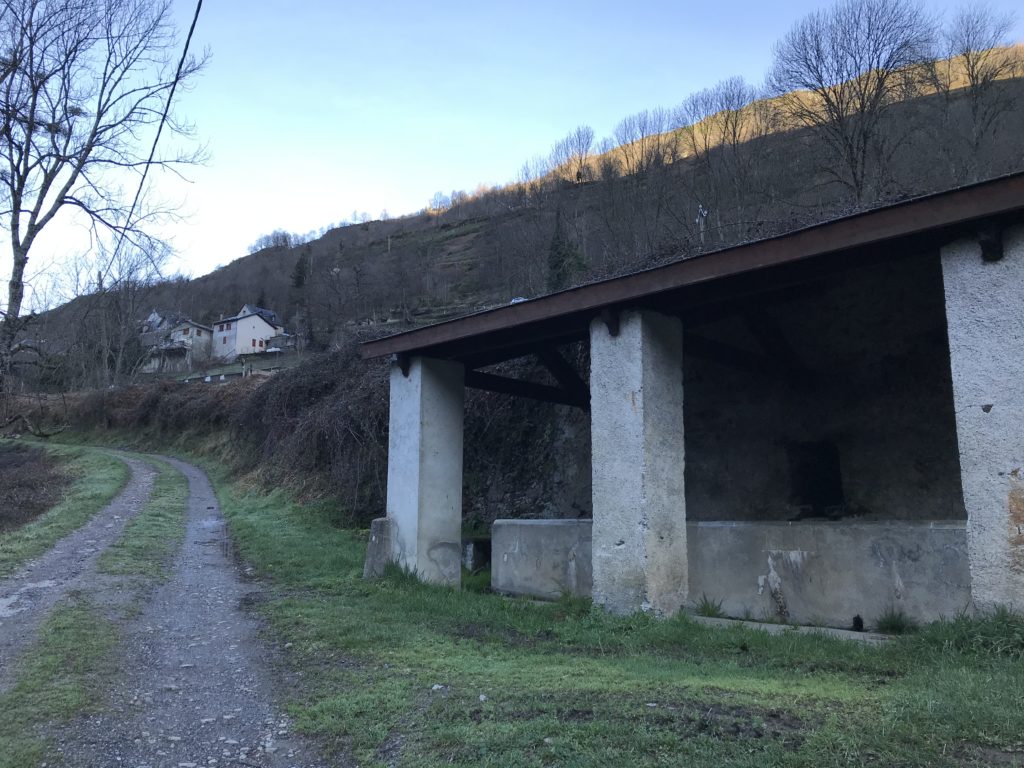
[98,244,168,385]
[0,0,203,387]
[249,229,295,253]
[427,190,451,213]
[928,3,1020,182]
[549,124,595,183]
[676,78,754,159]
[613,108,675,175]
[515,154,551,207]
[594,136,621,181]
[768,0,934,202]
[595,110,681,266]
[675,77,773,224]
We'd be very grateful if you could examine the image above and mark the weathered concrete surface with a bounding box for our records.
[589,311,687,616]
[942,225,1024,611]
[491,518,968,627]
[362,517,392,579]
[491,520,592,598]
[385,357,464,586]
[687,520,970,626]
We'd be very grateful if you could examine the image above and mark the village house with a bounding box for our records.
[360,173,1024,629]
[140,304,286,373]
[212,305,285,361]
[140,318,213,374]
[138,309,183,346]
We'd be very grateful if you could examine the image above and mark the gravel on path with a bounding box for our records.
[0,454,155,693]
[56,457,331,768]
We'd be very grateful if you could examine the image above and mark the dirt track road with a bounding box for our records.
[0,453,329,768]
[0,454,155,693]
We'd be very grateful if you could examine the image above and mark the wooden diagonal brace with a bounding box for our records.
[536,345,589,405]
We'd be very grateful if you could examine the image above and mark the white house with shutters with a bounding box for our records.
[212,305,285,361]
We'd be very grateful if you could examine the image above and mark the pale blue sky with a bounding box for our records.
[28,0,1024,288]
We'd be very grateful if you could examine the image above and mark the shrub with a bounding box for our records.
[876,606,918,635]
[696,593,725,618]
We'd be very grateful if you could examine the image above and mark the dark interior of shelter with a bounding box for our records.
[682,250,967,522]
[463,247,969,529]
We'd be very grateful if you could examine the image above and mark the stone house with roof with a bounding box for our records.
[140,315,213,374]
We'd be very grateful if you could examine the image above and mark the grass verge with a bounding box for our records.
[0,445,128,578]
[0,595,118,768]
[211,476,1024,768]
[98,457,188,579]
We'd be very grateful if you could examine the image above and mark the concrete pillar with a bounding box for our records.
[941,225,1024,611]
[589,310,687,615]
[385,356,464,586]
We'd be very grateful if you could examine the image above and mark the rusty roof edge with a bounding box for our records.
[360,171,1024,360]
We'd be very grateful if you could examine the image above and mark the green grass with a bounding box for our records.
[0,445,128,578]
[695,592,725,618]
[98,457,188,579]
[0,595,118,767]
[875,605,919,635]
[210,477,1024,768]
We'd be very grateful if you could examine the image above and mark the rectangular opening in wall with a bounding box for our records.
[787,440,845,518]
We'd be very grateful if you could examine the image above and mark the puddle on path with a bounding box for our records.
[0,579,59,619]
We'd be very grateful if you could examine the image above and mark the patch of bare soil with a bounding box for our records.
[0,441,69,532]
[490,692,818,752]
[956,744,1024,766]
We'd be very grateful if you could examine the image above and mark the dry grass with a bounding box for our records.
[44,331,590,530]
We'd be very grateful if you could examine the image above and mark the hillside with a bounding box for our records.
[8,48,1024,521]
[25,47,1024,392]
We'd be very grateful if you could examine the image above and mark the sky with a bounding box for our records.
[15,0,1024,299]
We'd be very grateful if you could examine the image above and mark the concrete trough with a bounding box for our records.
[490,518,970,627]
[687,520,971,627]
[491,519,593,599]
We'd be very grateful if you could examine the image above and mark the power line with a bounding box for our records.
[107,0,203,277]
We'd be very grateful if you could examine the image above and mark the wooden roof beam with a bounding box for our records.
[464,370,590,411]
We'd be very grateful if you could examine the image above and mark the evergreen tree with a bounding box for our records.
[291,253,309,289]
[547,210,583,291]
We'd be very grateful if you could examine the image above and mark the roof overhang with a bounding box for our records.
[361,172,1024,368]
